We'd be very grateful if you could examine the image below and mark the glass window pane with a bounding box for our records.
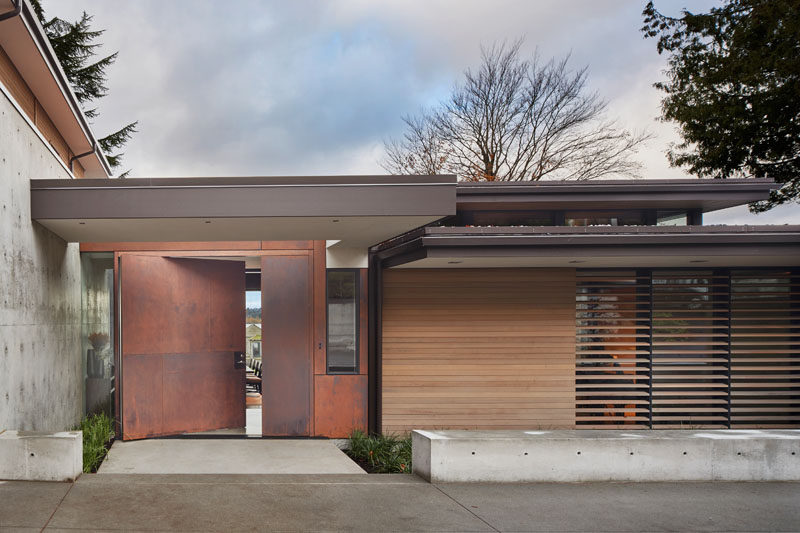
[327,270,358,374]
[565,210,646,226]
[470,210,555,226]
[246,290,262,360]
[81,252,115,416]
[657,210,688,226]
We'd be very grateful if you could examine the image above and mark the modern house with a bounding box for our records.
[1,0,798,452]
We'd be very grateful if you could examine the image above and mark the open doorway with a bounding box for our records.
[244,277,262,436]
[118,248,317,440]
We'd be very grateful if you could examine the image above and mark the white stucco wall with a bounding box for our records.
[325,241,368,268]
[0,86,83,431]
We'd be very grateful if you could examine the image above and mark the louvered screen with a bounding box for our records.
[730,270,800,427]
[576,271,650,428]
[651,270,730,428]
[576,268,799,429]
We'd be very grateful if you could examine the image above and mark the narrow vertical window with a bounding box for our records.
[327,269,359,374]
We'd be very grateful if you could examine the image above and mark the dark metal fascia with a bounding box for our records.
[373,233,426,261]
[30,175,459,189]
[455,178,777,196]
[369,227,428,253]
[420,232,800,248]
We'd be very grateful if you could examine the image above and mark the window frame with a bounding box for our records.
[325,268,360,375]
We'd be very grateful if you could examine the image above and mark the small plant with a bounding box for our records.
[88,332,109,351]
[75,412,114,473]
[346,430,411,473]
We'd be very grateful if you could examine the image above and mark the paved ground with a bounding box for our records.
[98,438,365,474]
[1,475,798,532]
[186,407,263,436]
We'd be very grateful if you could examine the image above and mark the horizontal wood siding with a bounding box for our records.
[0,45,35,118]
[381,268,576,434]
[0,45,84,176]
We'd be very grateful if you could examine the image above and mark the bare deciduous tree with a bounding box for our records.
[383,40,650,181]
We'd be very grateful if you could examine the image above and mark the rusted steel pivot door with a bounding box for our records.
[121,255,245,440]
[261,253,313,436]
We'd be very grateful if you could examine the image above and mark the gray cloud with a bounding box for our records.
[50,0,798,223]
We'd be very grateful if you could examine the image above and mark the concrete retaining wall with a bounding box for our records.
[0,430,82,481]
[412,429,800,483]
[0,87,83,432]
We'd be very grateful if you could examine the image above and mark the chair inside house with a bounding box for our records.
[246,359,262,395]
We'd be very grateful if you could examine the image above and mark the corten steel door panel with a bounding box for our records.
[122,354,163,437]
[314,375,368,438]
[261,254,313,436]
[162,352,244,435]
[121,255,245,440]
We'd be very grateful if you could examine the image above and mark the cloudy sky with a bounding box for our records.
[51,0,798,225]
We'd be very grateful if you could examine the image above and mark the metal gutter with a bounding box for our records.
[12,0,112,176]
[0,0,20,22]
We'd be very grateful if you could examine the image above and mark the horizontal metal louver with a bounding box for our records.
[651,270,730,428]
[730,270,800,428]
[576,270,650,428]
[576,268,799,429]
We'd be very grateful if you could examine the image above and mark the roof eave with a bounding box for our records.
[0,0,112,177]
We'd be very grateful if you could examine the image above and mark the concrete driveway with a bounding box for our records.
[1,474,799,531]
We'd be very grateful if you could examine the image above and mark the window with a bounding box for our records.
[468,210,555,227]
[657,210,688,226]
[327,269,359,374]
[80,252,115,416]
[565,210,646,227]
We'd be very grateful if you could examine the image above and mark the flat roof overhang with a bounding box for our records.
[30,175,457,246]
[374,225,800,269]
[456,179,777,212]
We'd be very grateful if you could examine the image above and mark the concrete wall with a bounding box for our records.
[413,429,800,482]
[0,86,83,431]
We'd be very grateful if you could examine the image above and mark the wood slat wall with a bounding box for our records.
[576,268,799,429]
[381,268,577,434]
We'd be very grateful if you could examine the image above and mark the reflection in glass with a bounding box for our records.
[80,252,114,416]
[327,270,358,374]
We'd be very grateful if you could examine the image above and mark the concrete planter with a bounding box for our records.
[0,430,82,481]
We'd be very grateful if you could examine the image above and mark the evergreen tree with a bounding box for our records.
[30,0,137,176]
[642,0,800,211]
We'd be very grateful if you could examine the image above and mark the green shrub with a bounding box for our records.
[346,430,411,473]
[75,412,114,473]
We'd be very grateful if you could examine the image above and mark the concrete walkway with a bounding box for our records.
[98,438,365,474]
[1,474,799,531]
